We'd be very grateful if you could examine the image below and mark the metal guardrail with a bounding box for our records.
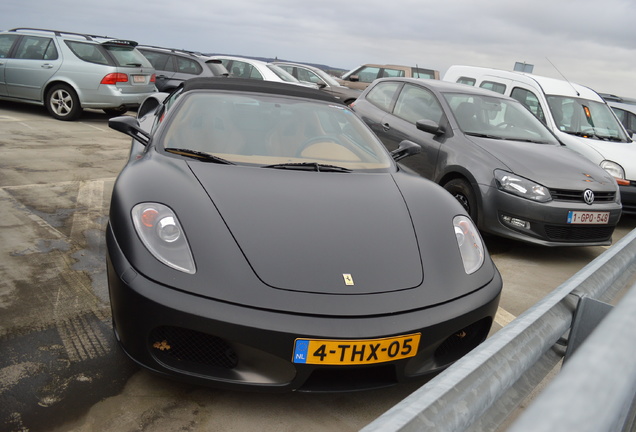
[361,228,636,432]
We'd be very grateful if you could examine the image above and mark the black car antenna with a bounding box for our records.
[546,57,580,96]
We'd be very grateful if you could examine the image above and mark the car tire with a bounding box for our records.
[444,178,478,222]
[46,84,82,121]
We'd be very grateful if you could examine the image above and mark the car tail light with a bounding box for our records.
[150,73,156,83]
[101,73,129,85]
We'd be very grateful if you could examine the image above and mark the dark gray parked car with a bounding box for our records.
[138,46,228,92]
[272,61,361,105]
[351,78,622,246]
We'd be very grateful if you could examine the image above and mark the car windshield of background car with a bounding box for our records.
[308,68,343,87]
[267,64,301,83]
[105,45,153,68]
[546,95,629,142]
[444,93,560,144]
[161,92,392,171]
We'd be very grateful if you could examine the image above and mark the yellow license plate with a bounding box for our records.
[292,334,421,365]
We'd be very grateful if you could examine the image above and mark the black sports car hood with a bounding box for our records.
[466,136,616,188]
[188,164,423,295]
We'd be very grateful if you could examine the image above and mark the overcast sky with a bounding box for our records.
[4,0,636,98]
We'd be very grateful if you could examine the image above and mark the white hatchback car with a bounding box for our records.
[211,55,317,89]
[0,28,156,120]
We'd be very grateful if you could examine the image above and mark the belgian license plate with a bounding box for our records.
[567,211,610,224]
[132,75,145,83]
[292,334,421,365]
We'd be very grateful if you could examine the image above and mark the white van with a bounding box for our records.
[443,65,636,214]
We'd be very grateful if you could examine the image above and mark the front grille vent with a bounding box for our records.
[549,188,615,203]
[544,225,614,242]
[150,326,238,369]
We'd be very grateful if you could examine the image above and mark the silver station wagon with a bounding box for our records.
[0,28,156,120]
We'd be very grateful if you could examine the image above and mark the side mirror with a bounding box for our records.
[349,75,360,82]
[109,116,151,146]
[391,140,421,162]
[316,82,327,89]
[416,119,445,136]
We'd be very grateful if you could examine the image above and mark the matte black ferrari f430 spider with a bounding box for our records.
[106,77,502,392]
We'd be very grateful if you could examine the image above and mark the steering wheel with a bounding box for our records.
[295,135,346,157]
[495,122,514,129]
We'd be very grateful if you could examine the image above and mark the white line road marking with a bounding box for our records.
[70,179,105,243]
[495,306,516,327]
[78,122,107,132]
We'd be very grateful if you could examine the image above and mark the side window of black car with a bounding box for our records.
[393,83,443,124]
[366,82,401,112]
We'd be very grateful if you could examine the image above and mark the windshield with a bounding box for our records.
[161,92,392,172]
[444,92,560,144]
[267,64,300,83]
[312,69,342,87]
[104,45,152,68]
[546,96,629,142]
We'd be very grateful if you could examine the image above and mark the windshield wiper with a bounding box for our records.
[562,130,624,142]
[506,138,550,144]
[593,135,624,142]
[262,162,351,172]
[165,148,235,164]
[465,132,504,140]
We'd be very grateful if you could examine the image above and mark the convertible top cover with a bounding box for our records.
[181,77,343,104]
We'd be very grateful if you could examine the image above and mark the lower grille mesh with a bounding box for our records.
[544,225,614,242]
[150,326,238,369]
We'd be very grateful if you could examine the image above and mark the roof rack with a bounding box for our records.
[138,45,204,57]
[8,28,115,41]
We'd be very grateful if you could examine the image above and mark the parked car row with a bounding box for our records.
[0,28,345,121]
[136,45,228,92]
[2,27,634,246]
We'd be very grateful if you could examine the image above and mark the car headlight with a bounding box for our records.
[131,203,196,274]
[453,215,484,274]
[494,169,551,202]
[600,160,629,187]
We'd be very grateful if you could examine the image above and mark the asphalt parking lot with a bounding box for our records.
[1,101,635,432]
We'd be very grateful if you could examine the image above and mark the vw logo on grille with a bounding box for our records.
[583,189,595,205]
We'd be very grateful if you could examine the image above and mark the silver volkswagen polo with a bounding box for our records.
[0,28,156,120]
